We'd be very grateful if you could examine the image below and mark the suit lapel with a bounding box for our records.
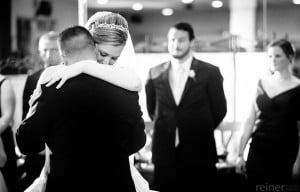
[161,61,177,106]
[179,58,198,106]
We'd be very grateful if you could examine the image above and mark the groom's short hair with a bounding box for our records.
[59,25,95,57]
[172,22,195,41]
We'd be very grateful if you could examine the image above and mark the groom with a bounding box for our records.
[16,25,146,192]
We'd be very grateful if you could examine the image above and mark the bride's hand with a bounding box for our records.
[44,64,84,89]
[26,86,42,119]
[29,86,42,107]
[235,156,247,175]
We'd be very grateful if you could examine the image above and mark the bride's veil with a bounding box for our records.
[115,30,137,69]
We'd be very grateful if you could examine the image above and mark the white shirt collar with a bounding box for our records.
[170,54,193,72]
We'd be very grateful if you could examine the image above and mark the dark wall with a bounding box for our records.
[0,0,11,59]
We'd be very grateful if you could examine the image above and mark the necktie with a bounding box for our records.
[171,65,186,147]
[175,128,179,147]
[172,66,185,105]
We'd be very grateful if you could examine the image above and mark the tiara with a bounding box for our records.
[94,22,128,33]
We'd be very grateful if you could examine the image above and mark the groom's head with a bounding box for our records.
[58,25,97,66]
[167,22,195,60]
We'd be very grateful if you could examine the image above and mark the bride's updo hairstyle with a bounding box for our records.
[87,12,128,46]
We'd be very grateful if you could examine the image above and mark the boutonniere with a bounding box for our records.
[188,70,196,80]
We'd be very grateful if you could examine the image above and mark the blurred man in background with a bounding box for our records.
[145,22,227,192]
[19,31,61,191]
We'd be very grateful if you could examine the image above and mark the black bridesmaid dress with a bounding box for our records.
[246,80,300,190]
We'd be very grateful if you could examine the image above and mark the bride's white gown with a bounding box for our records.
[129,155,151,192]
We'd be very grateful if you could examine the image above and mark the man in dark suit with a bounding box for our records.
[22,31,61,119]
[16,26,146,192]
[145,22,227,192]
[20,31,61,191]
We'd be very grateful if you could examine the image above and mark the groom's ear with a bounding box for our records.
[59,53,67,65]
[59,50,66,59]
[60,55,68,66]
[190,39,195,49]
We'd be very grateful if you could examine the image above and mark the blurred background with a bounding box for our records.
[1,0,300,73]
[1,0,300,186]
[2,0,300,58]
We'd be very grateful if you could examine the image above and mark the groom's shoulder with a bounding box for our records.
[149,61,169,79]
[73,74,137,95]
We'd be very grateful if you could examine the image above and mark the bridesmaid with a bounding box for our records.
[0,75,17,192]
[236,39,300,190]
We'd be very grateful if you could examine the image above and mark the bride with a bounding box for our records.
[25,11,151,192]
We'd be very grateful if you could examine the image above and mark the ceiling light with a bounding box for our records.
[293,0,300,4]
[97,0,108,4]
[162,8,173,16]
[211,0,223,8]
[132,2,143,11]
[181,0,194,4]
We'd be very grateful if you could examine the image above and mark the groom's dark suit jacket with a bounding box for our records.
[146,57,227,166]
[16,74,146,192]
[21,69,46,191]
